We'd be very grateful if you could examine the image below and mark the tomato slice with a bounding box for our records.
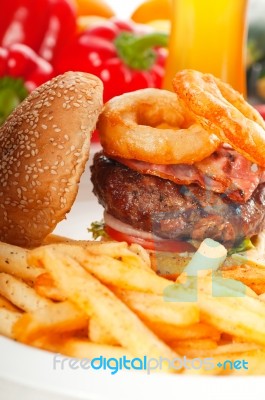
[105,225,196,253]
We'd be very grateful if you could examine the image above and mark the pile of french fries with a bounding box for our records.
[1,234,265,375]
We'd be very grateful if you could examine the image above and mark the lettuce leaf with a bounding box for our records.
[87,220,108,240]
[228,238,255,256]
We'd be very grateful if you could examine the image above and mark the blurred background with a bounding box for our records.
[0,0,265,127]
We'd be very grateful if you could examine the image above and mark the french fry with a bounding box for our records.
[34,247,180,371]
[60,338,134,360]
[0,294,20,311]
[171,254,265,346]
[127,243,151,269]
[41,240,151,269]
[173,338,218,356]
[0,272,51,312]
[13,301,88,343]
[173,340,262,358]
[50,241,151,269]
[198,277,265,318]
[37,336,134,360]
[1,234,265,377]
[82,241,151,269]
[34,273,66,301]
[198,293,265,346]
[182,277,265,346]
[113,288,199,327]
[89,316,119,346]
[75,240,148,261]
[157,267,265,350]
[147,321,221,343]
[221,264,265,295]
[259,293,265,302]
[0,242,42,282]
[0,307,21,338]
[42,234,76,245]
[204,342,262,356]
[32,243,151,301]
[30,245,171,295]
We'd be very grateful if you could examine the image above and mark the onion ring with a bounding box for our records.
[97,88,220,164]
[173,69,265,167]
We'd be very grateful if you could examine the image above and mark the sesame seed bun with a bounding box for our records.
[0,71,103,247]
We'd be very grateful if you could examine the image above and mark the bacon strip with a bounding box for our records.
[112,147,265,203]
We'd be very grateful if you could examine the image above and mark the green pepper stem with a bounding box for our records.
[114,31,168,71]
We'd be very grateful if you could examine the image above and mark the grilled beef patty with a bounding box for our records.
[91,152,265,246]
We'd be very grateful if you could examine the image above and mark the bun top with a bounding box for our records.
[0,71,103,247]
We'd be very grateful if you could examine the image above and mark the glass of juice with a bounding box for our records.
[163,0,249,96]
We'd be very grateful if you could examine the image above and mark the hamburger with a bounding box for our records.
[90,79,265,274]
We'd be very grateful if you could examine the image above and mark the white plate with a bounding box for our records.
[0,144,263,400]
[54,143,103,240]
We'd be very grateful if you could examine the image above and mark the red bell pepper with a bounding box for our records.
[0,43,54,125]
[0,0,77,63]
[255,104,265,120]
[53,18,168,102]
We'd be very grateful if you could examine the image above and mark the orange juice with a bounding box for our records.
[163,0,248,95]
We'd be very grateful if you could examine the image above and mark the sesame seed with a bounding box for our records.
[251,164,258,173]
